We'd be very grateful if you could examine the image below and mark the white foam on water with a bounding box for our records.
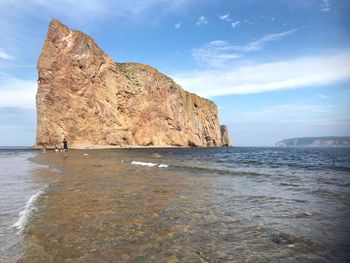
[131,161,169,168]
[12,186,46,234]
[131,161,158,167]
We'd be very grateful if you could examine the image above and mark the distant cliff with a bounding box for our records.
[35,19,232,148]
[276,137,350,147]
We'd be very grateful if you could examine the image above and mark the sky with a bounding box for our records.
[0,0,349,146]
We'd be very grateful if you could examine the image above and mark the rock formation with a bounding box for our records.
[276,137,350,147]
[36,19,232,148]
[220,125,232,147]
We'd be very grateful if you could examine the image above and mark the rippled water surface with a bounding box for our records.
[1,147,350,262]
[0,150,47,263]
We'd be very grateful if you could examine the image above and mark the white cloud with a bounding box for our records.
[218,13,235,24]
[219,14,230,20]
[0,48,13,59]
[196,16,208,26]
[219,14,231,21]
[0,78,37,109]
[192,29,298,67]
[174,22,181,29]
[172,51,350,97]
[241,29,298,52]
[192,40,241,67]
[231,21,240,28]
[321,0,330,12]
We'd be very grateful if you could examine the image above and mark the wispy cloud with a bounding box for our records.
[0,48,13,59]
[0,0,190,23]
[219,14,230,21]
[222,98,350,146]
[192,40,241,67]
[232,103,347,130]
[174,22,181,29]
[241,29,298,52]
[0,0,192,63]
[243,103,334,117]
[243,19,254,25]
[321,0,330,12]
[231,21,240,28]
[234,103,350,130]
[0,78,37,109]
[192,29,298,67]
[196,16,208,26]
[218,13,242,28]
[318,94,331,99]
[173,51,350,97]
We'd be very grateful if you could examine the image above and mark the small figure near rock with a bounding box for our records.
[41,145,46,153]
[63,138,68,152]
[55,146,59,153]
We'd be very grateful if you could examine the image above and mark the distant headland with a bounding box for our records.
[35,19,232,149]
[276,136,350,147]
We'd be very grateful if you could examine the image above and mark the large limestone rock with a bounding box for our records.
[36,19,232,148]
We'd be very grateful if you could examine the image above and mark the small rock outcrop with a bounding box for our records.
[35,19,232,148]
[220,125,232,146]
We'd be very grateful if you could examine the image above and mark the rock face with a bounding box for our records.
[36,19,232,148]
[276,137,350,147]
[220,125,232,146]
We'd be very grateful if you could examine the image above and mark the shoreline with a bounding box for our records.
[32,144,233,150]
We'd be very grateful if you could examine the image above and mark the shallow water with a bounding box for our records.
[1,147,350,262]
[0,150,46,262]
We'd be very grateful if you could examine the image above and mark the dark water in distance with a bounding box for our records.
[1,147,350,262]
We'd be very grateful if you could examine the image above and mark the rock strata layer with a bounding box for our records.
[36,19,232,148]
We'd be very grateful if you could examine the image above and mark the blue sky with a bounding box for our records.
[0,0,349,146]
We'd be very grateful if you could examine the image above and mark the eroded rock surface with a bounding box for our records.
[36,19,232,148]
[220,125,232,147]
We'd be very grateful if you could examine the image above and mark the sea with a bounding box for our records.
[0,147,349,262]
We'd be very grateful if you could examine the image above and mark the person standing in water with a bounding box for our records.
[63,138,68,152]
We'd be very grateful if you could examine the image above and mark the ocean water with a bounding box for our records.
[1,147,350,262]
[0,150,47,262]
